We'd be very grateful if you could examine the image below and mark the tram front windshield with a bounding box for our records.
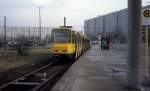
[53,30,70,43]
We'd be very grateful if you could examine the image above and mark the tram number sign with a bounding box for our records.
[143,10,150,17]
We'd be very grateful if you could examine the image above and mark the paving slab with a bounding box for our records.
[51,45,128,91]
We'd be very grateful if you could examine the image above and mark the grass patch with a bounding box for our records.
[0,48,52,73]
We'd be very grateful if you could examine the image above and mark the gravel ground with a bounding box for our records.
[0,48,52,86]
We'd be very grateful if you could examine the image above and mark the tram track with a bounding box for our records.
[0,59,72,91]
[0,59,52,86]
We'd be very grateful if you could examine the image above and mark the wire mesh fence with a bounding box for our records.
[0,26,54,49]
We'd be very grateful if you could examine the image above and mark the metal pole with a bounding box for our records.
[4,16,6,50]
[127,0,142,90]
[64,17,66,26]
[28,29,30,39]
[144,26,149,80]
[11,28,13,40]
[148,25,149,43]
[38,7,42,40]
[87,21,89,36]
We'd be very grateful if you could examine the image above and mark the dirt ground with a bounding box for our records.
[0,48,52,73]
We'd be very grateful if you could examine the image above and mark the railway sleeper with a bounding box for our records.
[0,61,69,91]
[10,82,40,86]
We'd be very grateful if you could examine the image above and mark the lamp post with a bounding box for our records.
[4,16,6,50]
[38,6,42,41]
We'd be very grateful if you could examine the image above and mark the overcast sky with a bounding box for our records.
[0,0,149,28]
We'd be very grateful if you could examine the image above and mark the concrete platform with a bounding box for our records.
[51,45,127,91]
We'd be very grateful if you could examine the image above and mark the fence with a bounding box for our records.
[0,26,54,49]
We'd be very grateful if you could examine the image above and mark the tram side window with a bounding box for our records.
[76,35,78,44]
[72,34,75,43]
[51,31,54,43]
[76,35,80,44]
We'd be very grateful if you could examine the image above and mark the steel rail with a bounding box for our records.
[0,60,60,91]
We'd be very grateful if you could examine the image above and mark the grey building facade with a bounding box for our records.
[84,5,150,42]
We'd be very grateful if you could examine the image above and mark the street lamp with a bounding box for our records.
[4,16,6,50]
[38,6,42,41]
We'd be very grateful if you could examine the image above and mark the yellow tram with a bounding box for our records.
[51,26,90,60]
